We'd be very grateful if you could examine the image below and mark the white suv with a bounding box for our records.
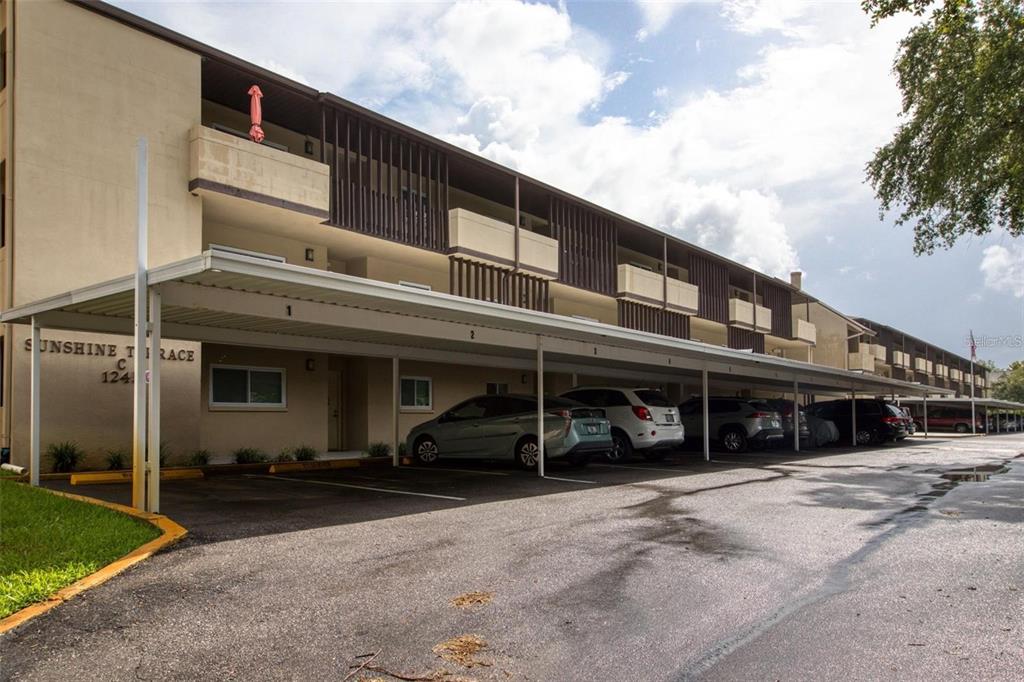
[560,387,684,461]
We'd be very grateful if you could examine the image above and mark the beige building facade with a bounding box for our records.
[0,1,984,473]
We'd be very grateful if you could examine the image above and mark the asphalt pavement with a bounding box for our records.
[2,434,1022,681]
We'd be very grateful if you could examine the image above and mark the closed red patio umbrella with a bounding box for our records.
[248,85,265,143]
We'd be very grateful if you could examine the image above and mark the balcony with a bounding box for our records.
[914,357,933,374]
[448,208,559,279]
[792,318,817,345]
[188,125,330,224]
[892,350,910,368]
[616,264,698,314]
[869,344,887,363]
[728,298,772,334]
[950,368,961,381]
[848,344,874,371]
[935,363,948,378]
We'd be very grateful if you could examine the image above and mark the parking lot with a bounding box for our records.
[3,434,1023,681]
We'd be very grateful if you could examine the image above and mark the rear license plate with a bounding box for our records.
[586,425,598,434]
[665,414,675,423]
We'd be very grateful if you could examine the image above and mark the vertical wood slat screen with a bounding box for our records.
[549,197,616,295]
[449,258,549,313]
[727,326,765,354]
[326,106,448,252]
[760,282,792,338]
[689,253,728,323]
[617,301,690,340]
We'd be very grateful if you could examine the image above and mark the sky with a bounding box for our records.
[115,0,1024,368]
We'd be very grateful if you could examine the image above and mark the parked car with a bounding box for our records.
[908,406,985,433]
[805,399,907,445]
[677,397,784,453]
[406,394,612,469]
[805,412,841,448]
[560,387,684,461]
[763,398,811,448]
[896,406,915,437]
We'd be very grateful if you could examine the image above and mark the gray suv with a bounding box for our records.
[406,394,612,469]
[678,397,784,453]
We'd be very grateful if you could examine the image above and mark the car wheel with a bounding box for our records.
[720,427,747,453]
[414,436,439,465]
[954,423,968,434]
[606,431,633,462]
[855,428,874,445]
[515,436,541,470]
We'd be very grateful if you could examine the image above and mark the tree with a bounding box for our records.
[992,360,1024,402]
[863,0,1024,255]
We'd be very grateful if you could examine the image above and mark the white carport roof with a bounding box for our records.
[897,397,1024,410]
[3,250,947,397]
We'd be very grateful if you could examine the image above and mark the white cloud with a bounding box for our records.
[115,0,921,279]
[634,1,685,42]
[980,243,1024,298]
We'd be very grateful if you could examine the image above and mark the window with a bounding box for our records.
[486,382,509,395]
[444,397,488,421]
[400,377,432,410]
[210,365,286,408]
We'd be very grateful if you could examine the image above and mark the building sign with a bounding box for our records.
[23,338,195,384]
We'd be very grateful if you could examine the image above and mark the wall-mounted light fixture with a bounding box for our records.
[304,140,314,155]
[306,358,316,372]
[305,248,315,262]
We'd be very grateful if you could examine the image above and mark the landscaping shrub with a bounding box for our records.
[159,442,172,467]
[104,448,129,471]
[232,447,268,464]
[293,445,318,462]
[274,450,295,463]
[48,442,84,473]
[366,442,391,458]
[185,449,211,466]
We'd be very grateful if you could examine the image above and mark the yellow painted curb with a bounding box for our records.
[0,488,188,635]
[268,459,360,474]
[70,469,204,485]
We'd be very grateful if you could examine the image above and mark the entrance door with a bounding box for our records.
[327,370,344,451]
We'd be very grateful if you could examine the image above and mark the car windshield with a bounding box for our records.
[634,390,672,407]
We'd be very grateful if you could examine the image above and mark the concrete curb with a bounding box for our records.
[0,487,188,636]
[71,469,204,485]
[22,457,393,482]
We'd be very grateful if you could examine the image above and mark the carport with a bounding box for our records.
[3,249,943,512]
[897,397,1024,436]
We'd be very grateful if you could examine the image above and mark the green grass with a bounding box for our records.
[0,479,161,618]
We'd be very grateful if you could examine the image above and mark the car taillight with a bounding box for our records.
[882,416,901,424]
[550,408,572,418]
[632,405,653,421]
[750,412,772,418]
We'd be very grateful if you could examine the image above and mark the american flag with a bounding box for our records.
[969,330,977,360]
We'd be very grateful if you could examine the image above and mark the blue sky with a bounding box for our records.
[115,0,1023,367]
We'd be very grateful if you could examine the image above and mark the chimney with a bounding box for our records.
[790,271,802,289]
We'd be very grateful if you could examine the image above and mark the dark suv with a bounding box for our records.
[678,397,784,453]
[805,399,908,445]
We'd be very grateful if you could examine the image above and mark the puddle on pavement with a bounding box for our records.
[940,464,1009,483]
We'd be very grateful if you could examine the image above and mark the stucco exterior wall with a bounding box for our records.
[199,344,328,459]
[204,221,329,270]
[11,0,202,305]
[8,328,200,469]
[804,302,850,370]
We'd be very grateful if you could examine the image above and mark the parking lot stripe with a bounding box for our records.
[592,463,694,474]
[401,467,510,477]
[543,475,598,484]
[245,475,467,501]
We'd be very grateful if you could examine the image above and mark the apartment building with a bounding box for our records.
[853,319,991,398]
[1,0,943,476]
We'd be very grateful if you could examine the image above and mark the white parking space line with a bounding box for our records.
[245,475,467,501]
[592,463,696,474]
[543,475,598,484]
[401,466,510,477]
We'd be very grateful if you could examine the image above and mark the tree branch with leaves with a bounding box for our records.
[864,0,1024,254]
